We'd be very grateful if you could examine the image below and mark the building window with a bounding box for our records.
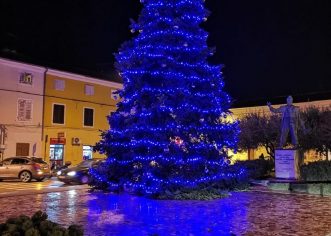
[85,85,94,95]
[53,104,65,124]
[83,145,93,160]
[16,143,30,156]
[84,108,94,127]
[54,79,65,91]
[110,89,119,100]
[17,99,32,121]
[19,73,33,85]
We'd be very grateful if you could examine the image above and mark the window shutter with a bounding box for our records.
[54,80,65,91]
[17,100,25,120]
[25,101,32,120]
[17,99,32,121]
[85,85,94,95]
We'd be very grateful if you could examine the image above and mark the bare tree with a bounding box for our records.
[299,106,331,160]
[238,113,280,159]
[238,106,331,161]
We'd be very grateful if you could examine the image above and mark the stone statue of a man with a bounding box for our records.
[267,96,302,148]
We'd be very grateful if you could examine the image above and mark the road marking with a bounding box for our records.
[0,179,67,192]
[0,179,90,197]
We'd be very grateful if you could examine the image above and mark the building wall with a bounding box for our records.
[0,58,45,159]
[230,99,331,162]
[231,99,331,120]
[43,69,122,166]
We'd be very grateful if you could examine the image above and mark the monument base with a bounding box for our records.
[275,149,302,179]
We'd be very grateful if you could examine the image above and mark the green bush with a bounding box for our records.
[157,187,229,200]
[233,159,274,180]
[0,211,83,236]
[300,161,331,181]
[154,164,251,200]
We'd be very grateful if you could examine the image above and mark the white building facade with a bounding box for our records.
[0,58,46,159]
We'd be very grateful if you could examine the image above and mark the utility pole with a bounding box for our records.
[0,124,7,162]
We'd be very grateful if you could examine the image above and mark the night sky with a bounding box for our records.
[1,0,330,105]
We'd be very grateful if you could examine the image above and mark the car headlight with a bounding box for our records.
[57,171,62,175]
[67,171,76,176]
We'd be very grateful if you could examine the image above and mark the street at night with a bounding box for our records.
[0,178,88,197]
[1,0,330,235]
[1,188,331,235]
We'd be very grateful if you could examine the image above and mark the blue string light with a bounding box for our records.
[91,0,242,195]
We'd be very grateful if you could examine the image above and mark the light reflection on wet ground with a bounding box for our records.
[1,189,331,235]
[0,178,71,194]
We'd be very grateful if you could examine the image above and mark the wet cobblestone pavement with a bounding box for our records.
[1,189,331,236]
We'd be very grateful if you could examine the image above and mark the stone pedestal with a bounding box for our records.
[275,149,301,179]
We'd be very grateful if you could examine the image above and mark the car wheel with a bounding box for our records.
[20,171,32,182]
[36,177,45,182]
[80,175,89,184]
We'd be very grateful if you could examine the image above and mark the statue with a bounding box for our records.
[267,96,303,148]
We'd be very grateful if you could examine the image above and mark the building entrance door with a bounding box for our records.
[49,144,64,168]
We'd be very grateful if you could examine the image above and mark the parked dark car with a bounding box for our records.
[57,159,103,184]
[0,156,51,182]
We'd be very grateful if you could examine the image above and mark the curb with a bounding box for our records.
[250,179,331,197]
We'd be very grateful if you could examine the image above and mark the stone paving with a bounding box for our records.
[1,188,331,236]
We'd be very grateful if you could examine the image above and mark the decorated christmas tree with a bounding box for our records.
[91,0,242,196]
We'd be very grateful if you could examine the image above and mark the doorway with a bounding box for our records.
[49,144,64,168]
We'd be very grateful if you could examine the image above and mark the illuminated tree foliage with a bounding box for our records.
[91,0,241,195]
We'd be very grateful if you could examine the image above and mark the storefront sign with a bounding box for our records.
[50,138,66,145]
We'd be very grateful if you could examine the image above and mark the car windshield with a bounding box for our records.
[76,159,103,168]
[1,159,11,165]
[76,160,94,168]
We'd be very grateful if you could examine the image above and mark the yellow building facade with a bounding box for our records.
[43,69,122,166]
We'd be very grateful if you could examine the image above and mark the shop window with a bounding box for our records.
[53,104,65,124]
[49,144,64,167]
[83,145,93,160]
[84,108,94,127]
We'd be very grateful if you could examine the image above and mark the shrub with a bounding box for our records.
[156,187,229,200]
[0,211,83,236]
[300,161,331,181]
[233,159,274,180]
[154,164,251,200]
